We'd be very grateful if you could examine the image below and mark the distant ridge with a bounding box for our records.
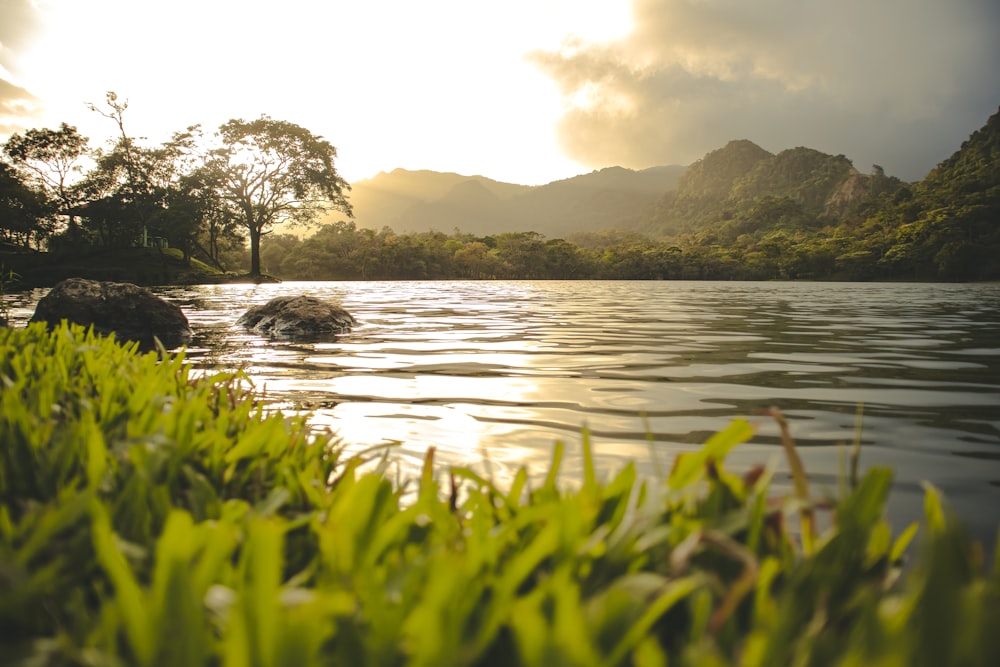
[341,165,685,237]
[337,138,898,240]
[356,168,531,201]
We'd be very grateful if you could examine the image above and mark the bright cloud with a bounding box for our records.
[532,0,1000,181]
[0,0,633,184]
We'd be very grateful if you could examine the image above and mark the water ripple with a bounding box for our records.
[8,280,1000,541]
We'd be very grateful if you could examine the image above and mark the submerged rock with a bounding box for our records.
[30,277,192,348]
[237,295,355,338]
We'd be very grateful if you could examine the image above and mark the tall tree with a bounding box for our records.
[86,92,139,193]
[2,123,89,242]
[208,116,352,277]
[77,140,176,248]
[158,166,242,268]
[158,125,243,268]
[0,163,46,247]
[82,92,171,247]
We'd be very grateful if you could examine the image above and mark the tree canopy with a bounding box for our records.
[207,116,353,276]
[3,123,89,244]
[0,95,353,276]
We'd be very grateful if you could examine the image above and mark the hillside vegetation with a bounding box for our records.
[616,108,999,280]
[279,106,999,282]
[642,142,875,238]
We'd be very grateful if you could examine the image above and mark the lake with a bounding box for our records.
[7,280,1000,543]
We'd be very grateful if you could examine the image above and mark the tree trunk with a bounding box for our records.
[249,226,262,277]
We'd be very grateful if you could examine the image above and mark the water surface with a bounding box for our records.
[8,280,1000,542]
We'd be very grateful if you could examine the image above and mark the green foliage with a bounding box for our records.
[1,324,998,665]
[887,106,1000,281]
[731,148,855,211]
[2,123,89,211]
[620,110,1000,281]
[207,115,354,277]
[2,122,91,249]
[642,141,855,239]
[0,164,49,249]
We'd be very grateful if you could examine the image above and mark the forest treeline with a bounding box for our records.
[263,100,1000,282]
[2,95,998,282]
[251,221,913,281]
[1,93,350,278]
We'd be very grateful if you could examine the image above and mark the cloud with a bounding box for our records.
[0,78,40,135]
[0,0,45,74]
[0,0,47,133]
[531,0,1000,180]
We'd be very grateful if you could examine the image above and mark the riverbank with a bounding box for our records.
[1,322,997,665]
[0,247,277,288]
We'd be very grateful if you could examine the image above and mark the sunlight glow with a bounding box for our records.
[10,0,635,185]
[568,80,635,117]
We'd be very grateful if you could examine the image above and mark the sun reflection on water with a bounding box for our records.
[9,280,1000,541]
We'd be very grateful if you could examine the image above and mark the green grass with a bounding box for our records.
[1,323,998,666]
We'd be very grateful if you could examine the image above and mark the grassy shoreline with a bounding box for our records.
[6,247,999,290]
[0,248,275,289]
[1,323,998,665]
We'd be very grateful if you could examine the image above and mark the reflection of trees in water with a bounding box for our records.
[186,327,354,418]
[185,324,255,369]
[2,288,50,327]
[186,323,351,384]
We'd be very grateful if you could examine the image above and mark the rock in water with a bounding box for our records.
[237,295,356,338]
[30,277,192,349]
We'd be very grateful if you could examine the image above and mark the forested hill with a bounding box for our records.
[605,105,998,280]
[634,140,899,238]
[875,105,1000,279]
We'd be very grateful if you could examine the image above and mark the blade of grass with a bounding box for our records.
[769,409,815,554]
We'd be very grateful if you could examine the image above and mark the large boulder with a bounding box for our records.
[237,295,355,338]
[30,278,192,348]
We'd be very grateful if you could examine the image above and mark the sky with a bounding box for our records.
[1,0,998,186]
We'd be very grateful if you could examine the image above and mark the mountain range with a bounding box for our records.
[271,105,999,281]
[337,141,904,240]
[326,104,998,283]
[341,165,685,238]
